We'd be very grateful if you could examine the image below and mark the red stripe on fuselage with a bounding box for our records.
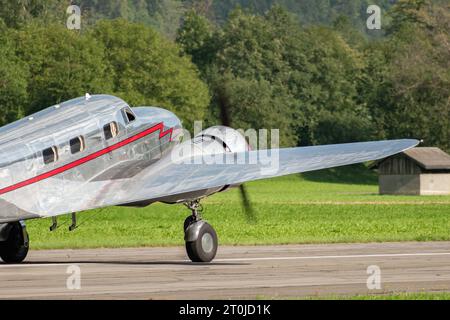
[0,123,173,196]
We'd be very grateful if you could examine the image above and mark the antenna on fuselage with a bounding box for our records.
[85,93,92,101]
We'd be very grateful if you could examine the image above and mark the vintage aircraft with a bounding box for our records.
[0,95,418,264]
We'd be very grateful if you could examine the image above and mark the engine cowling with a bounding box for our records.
[192,126,250,156]
[163,126,249,204]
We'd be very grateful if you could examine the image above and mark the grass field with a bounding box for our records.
[27,165,450,250]
[261,292,450,300]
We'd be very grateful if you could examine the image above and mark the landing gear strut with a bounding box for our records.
[0,221,29,264]
[184,200,218,263]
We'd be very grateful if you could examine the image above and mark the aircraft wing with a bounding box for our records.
[119,139,419,205]
[0,139,419,220]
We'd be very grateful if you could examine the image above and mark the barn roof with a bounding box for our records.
[403,148,450,170]
[372,147,450,170]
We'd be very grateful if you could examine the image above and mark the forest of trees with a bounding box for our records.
[0,0,449,151]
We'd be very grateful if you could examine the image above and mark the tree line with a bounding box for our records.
[0,0,448,151]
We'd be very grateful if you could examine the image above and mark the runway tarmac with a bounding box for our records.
[1,242,449,299]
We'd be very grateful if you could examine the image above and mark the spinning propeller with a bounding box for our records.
[216,84,257,223]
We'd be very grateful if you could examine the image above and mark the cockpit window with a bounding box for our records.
[43,146,58,165]
[104,122,119,140]
[121,107,136,124]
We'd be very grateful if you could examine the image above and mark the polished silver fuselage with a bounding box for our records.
[0,95,182,223]
[0,95,420,224]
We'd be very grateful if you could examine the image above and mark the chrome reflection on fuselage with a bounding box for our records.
[0,95,182,222]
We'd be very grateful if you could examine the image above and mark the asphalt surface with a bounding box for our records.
[0,242,449,299]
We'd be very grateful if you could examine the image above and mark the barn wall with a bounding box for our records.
[378,155,421,175]
[379,175,420,195]
[420,174,450,195]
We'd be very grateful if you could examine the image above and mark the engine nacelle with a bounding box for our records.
[162,126,250,204]
[191,126,250,156]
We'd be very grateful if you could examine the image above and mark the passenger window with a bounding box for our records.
[122,107,136,124]
[104,122,119,140]
[70,136,85,154]
[43,147,58,165]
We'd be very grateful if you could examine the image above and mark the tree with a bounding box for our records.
[176,10,216,71]
[176,6,376,146]
[366,0,450,152]
[300,26,374,145]
[201,8,303,146]
[198,0,396,35]
[0,0,66,28]
[387,0,427,34]
[14,22,112,114]
[92,19,210,131]
[146,0,186,39]
[0,22,29,125]
[332,15,367,48]
[80,0,185,38]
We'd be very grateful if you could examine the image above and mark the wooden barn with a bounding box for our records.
[372,147,450,195]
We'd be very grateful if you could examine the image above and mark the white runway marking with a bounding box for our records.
[215,252,450,262]
[1,252,449,268]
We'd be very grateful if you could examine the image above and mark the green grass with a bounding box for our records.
[260,292,450,300]
[345,292,450,300]
[27,165,450,250]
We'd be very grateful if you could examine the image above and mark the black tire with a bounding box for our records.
[186,223,218,263]
[183,215,196,232]
[0,222,29,264]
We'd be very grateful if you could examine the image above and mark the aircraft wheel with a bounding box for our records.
[185,222,218,263]
[183,215,196,232]
[0,222,29,264]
